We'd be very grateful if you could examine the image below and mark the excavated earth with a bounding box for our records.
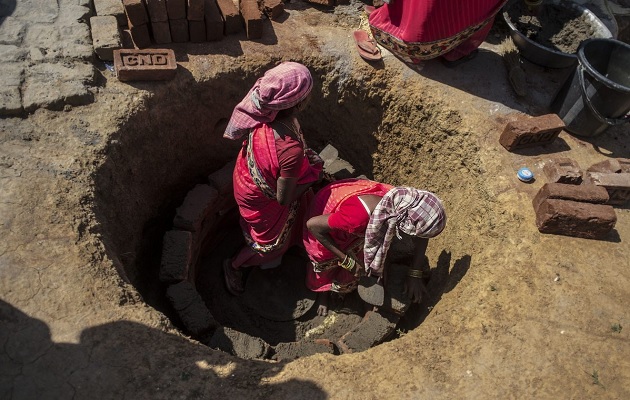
[1,2,629,399]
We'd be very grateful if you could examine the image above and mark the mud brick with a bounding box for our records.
[204,0,224,41]
[262,0,284,19]
[337,310,399,354]
[326,158,355,180]
[90,16,122,61]
[94,0,127,26]
[307,0,335,6]
[587,172,630,206]
[169,18,189,42]
[151,20,172,43]
[173,184,219,232]
[127,19,152,48]
[273,340,335,361]
[535,199,616,239]
[207,160,236,197]
[166,0,187,19]
[188,0,205,21]
[159,230,192,282]
[122,0,149,26]
[216,0,242,34]
[146,0,169,22]
[499,114,565,151]
[240,0,262,39]
[166,282,219,336]
[114,48,177,81]
[209,327,271,360]
[383,263,412,315]
[533,182,609,212]
[586,158,630,174]
[188,20,206,42]
[543,157,583,185]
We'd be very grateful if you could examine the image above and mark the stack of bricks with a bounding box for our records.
[532,183,616,239]
[585,158,630,206]
[239,0,262,39]
[187,0,206,42]
[122,0,152,49]
[147,0,172,44]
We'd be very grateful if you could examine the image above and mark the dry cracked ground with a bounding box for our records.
[1,1,629,399]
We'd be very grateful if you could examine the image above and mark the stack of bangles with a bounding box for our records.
[339,254,356,271]
[407,269,429,279]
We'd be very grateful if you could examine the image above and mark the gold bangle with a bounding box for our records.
[407,269,423,278]
[339,255,355,271]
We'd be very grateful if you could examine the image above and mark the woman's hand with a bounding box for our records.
[403,275,428,303]
[305,148,324,167]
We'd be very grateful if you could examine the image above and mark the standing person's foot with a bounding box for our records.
[316,292,330,316]
[223,259,245,295]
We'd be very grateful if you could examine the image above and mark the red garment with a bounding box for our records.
[369,0,506,62]
[302,179,393,292]
[232,123,321,268]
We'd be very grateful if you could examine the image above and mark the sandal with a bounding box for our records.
[223,258,244,295]
[353,30,382,61]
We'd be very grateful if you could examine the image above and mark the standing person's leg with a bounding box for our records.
[441,18,495,62]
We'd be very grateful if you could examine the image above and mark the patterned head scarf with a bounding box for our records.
[363,187,447,275]
[224,62,313,140]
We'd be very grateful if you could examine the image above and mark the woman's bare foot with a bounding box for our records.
[223,258,244,295]
[316,292,330,316]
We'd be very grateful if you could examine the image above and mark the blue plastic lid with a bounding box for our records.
[517,167,534,182]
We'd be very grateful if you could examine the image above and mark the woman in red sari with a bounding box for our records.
[368,0,507,64]
[222,62,323,295]
[303,178,447,315]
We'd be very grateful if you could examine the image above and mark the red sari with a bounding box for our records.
[232,123,321,267]
[369,0,507,63]
[303,179,393,293]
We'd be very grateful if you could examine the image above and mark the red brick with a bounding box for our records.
[151,20,172,43]
[166,281,219,336]
[174,184,219,232]
[216,0,242,34]
[543,157,582,185]
[204,0,224,41]
[146,0,169,22]
[188,20,205,42]
[169,18,189,42]
[240,0,262,39]
[587,172,630,206]
[532,182,609,212]
[127,19,152,48]
[499,114,565,151]
[114,48,177,81]
[535,199,616,239]
[262,0,283,19]
[122,0,149,26]
[587,158,628,174]
[166,0,186,19]
[337,310,399,354]
[159,230,192,283]
[188,0,205,21]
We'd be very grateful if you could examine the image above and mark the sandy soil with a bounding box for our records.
[1,2,629,399]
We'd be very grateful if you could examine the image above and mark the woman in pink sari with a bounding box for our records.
[303,178,447,315]
[368,0,507,65]
[222,62,323,295]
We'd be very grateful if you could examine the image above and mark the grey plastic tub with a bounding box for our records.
[503,0,613,68]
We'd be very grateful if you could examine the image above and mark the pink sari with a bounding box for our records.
[303,179,393,293]
[233,124,321,266]
[369,0,507,63]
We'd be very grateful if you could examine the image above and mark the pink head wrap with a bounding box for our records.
[224,62,313,140]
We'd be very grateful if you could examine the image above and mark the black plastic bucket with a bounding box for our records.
[550,38,630,137]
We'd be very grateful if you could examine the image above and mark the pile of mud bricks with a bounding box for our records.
[90,0,285,61]
[500,114,630,239]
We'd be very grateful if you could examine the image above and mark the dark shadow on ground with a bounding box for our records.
[0,0,16,18]
[397,251,471,330]
[0,299,327,399]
